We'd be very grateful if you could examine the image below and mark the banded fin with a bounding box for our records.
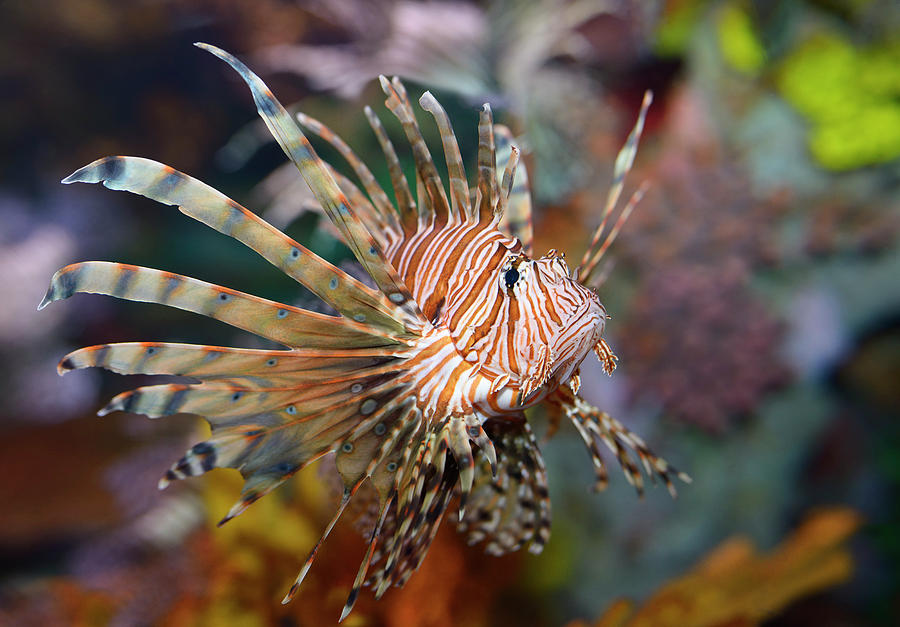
[159,375,414,512]
[379,77,451,224]
[494,125,533,253]
[280,398,421,610]
[60,342,400,382]
[295,111,402,237]
[579,91,652,283]
[548,386,691,497]
[364,106,418,234]
[419,91,471,222]
[195,43,421,323]
[314,413,497,612]
[40,262,399,349]
[62,156,412,335]
[458,419,551,556]
[475,104,501,223]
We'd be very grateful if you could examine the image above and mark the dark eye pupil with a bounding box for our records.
[504,268,519,288]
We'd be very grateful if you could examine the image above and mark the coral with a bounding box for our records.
[777,33,900,170]
[568,507,862,627]
[617,262,789,432]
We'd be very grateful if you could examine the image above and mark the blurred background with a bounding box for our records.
[1,0,898,625]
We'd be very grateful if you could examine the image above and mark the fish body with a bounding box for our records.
[42,44,687,619]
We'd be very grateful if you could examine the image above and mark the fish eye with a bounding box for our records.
[504,267,520,289]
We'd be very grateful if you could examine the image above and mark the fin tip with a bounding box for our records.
[57,357,75,375]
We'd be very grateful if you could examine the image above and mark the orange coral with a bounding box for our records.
[569,507,862,627]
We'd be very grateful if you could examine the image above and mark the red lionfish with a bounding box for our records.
[41,44,689,619]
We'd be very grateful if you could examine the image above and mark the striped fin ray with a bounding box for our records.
[39,262,398,349]
[475,104,501,223]
[98,358,405,419]
[338,493,394,621]
[287,397,430,611]
[378,76,451,224]
[578,91,652,283]
[59,342,401,386]
[582,181,648,290]
[549,387,691,497]
[458,419,551,556]
[62,156,412,335]
[282,399,422,608]
[369,429,457,599]
[295,111,402,236]
[418,91,471,222]
[99,369,404,424]
[319,160,396,249]
[363,105,418,234]
[380,471,457,592]
[159,372,416,528]
[332,414,496,607]
[494,125,533,253]
[195,43,420,322]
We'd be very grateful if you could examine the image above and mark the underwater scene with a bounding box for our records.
[1,1,899,625]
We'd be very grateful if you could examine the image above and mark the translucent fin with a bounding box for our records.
[295,111,402,236]
[494,125,533,253]
[319,160,395,250]
[158,376,414,496]
[364,105,418,234]
[579,91,652,282]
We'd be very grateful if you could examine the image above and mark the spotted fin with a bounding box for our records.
[62,156,412,335]
[161,374,413,502]
[39,262,399,350]
[195,43,420,322]
[59,342,400,381]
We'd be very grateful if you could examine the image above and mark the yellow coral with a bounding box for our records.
[717,2,766,76]
[778,32,900,170]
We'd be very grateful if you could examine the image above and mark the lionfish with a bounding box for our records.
[41,44,688,619]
